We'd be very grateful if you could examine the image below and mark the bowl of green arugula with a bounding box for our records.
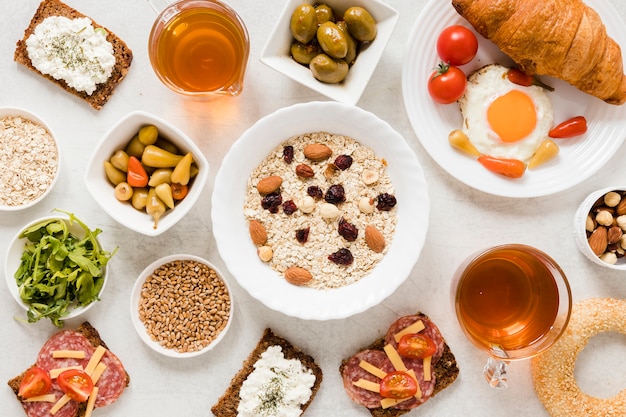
[5,210,116,327]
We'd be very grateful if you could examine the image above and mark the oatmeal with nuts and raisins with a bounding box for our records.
[243,132,397,290]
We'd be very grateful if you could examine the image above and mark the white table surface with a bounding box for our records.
[2,1,626,416]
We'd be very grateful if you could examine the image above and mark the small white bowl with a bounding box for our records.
[130,254,234,358]
[84,111,209,236]
[5,215,109,323]
[0,107,60,211]
[574,186,626,270]
[261,0,399,105]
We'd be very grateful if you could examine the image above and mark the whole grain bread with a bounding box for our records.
[14,0,133,110]
[211,328,323,417]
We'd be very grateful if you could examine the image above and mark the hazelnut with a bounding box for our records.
[604,191,622,207]
[358,196,375,214]
[257,246,273,262]
[617,215,626,232]
[621,235,626,250]
[298,196,315,214]
[320,202,340,220]
[585,215,596,232]
[596,210,614,226]
[600,251,618,265]
[361,169,379,185]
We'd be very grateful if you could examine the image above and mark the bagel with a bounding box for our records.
[530,298,626,417]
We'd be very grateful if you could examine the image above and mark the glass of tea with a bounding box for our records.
[452,244,572,389]
[147,0,249,96]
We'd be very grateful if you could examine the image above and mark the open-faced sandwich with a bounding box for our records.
[340,313,459,416]
[212,328,322,417]
[14,0,133,110]
[7,321,129,417]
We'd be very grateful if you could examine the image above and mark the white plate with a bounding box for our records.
[402,0,626,198]
[211,102,429,320]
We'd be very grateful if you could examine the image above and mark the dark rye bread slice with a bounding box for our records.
[7,321,130,417]
[14,0,133,110]
[211,328,323,417]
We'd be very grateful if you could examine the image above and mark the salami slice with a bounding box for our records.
[94,350,128,407]
[20,391,78,417]
[384,314,445,364]
[36,330,95,371]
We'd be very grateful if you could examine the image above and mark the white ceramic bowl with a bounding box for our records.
[84,111,209,236]
[0,107,60,211]
[130,254,234,358]
[5,215,109,323]
[574,186,626,270]
[261,0,399,105]
[212,101,429,320]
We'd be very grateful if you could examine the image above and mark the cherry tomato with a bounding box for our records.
[397,333,437,359]
[428,62,467,104]
[18,367,52,399]
[57,369,94,402]
[170,183,189,200]
[477,155,526,178]
[436,25,478,66]
[548,116,587,138]
[380,371,418,399]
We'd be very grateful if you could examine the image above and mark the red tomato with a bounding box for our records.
[57,369,94,402]
[397,333,437,359]
[428,63,467,104]
[436,25,478,66]
[548,116,587,138]
[477,155,526,178]
[380,371,418,399]
[18,367,52,399]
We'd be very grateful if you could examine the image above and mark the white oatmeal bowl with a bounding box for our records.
[211,101,429,320]
[0,107,60,211]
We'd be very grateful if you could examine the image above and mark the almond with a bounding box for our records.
[365,225,385,253]
[295,163,314,178]
[249,219,268,245]
[616,197,626,216]
[284,267,313,285]
[256,175,282,195]
[588,226,608,256]
[608,225,623,245]
[303,143,332,161]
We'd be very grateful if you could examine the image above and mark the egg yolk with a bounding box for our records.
[487,90,537,143]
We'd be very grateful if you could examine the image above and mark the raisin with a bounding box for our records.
[283,145,294,164]
[325,184,346,204]
[283,199,297,215]
[376,193,397,211]
[334,155,353,170]
[338,217,358,242]
[307,185,324,200]
[328,248,354,265]
[261,192,282,213]
[296,227,310,244]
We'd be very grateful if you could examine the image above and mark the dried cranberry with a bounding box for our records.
[324,184,346,204]
[307,185,324,200]
[376,193,397,211]
[283,145,294,164]
[338,217,358,242]
[296,227,310,244]
[261,192,282,213]
[334,155,353,170]
[328,248,354,265]
[283,199,297,215]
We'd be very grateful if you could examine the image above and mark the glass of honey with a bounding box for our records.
[452,244,572,389]
[148,0,249,96]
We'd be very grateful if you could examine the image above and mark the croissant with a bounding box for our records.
[451,0,626,105]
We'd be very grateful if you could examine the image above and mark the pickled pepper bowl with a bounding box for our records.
[84,111,209,237]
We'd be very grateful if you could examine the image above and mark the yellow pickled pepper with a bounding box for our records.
[146,187,166,229]
[170,153,193,185]
[142,145,183,168]
[104,161,126,185]
[155,183,175,209]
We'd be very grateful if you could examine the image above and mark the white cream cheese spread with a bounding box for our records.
[25,16,115,95]
[237,345,316,417]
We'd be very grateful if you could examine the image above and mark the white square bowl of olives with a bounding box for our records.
[260,0,399,105]
[84,111,209,237]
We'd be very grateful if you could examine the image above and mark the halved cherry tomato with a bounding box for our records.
[437,25,478,66]
[18,366,52,399]
[127,156,149,188]
[380,371,418,399]
[397,333,437,359]
[57,369,94,402]
[506,68,554,91]
[548,116,587,138]
[428,62,467,104]
[477,155,526,178]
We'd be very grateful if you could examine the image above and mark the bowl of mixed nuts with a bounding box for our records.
[574,186,626,270]
[130,254,233,358]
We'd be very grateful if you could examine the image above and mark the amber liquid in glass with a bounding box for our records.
[456,248,560,352]
[155,8,246,92]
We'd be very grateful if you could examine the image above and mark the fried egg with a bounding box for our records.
[459,64,553,162]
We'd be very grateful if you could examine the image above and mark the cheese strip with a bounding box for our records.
[358,360,387,379]
[381,396,412,409]
[90,361,108,384]
[353,378,381,393]
[84,386,99,417]
[406,369,423,398]
[84,345,106,375]
[383,344,407,371]
[393,320,425,343]
[49,365,83,379]
[424,356,432,381]
[50,394,71,415]
[24,394,56,403]
[52,350,86,359]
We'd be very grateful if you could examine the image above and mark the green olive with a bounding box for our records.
[343,6,377,42]
[315,4,334,25]
[291,41,322,65]
[309,54,349,84]
[290,4,317,44]
[316,21,348,59]
[336,21,358,66]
